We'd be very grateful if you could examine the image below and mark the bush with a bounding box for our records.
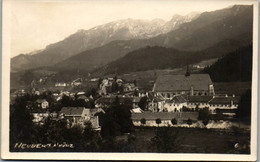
[171,118,177,125]
[155,118,161,127]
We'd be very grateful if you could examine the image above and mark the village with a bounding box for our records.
[11,67,243,130]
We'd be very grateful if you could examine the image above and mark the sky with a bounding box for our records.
[5,0,253,57]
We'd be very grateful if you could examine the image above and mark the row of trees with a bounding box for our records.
[140,118,193,127]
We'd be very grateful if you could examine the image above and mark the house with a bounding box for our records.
[90,78,99,82]
[148,96,165,112]
[138,90,148,97]
[32,112,50,124]
[123,83,137,92]
[95,96,141,109]
[55,82,67,87]
[153,74,215,99]
[77,95,89,102]
[32,111,58,124]
[59,107,101,129]
[35,99,49,109]
[131,112,199,127]
[186,96,213,109]
[77,92,86,96]
[34,90,40,96]
[208,96,240,115]
[130,107,144,113]
[164,95,187,112]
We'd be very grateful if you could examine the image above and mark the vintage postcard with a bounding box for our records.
[1,0,258,160]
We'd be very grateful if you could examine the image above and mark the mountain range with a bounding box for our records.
[11,12,200,72]
[53,5,253,73]
[11,5,253,86]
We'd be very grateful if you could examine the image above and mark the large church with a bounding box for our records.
[153,73,215,99]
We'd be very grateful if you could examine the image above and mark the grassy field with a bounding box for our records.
[124,127,250,153]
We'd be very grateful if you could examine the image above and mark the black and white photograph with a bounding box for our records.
[1,0,258,160]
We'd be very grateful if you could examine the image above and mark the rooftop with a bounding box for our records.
[188,96,213,103]
[170,95,187,103]
[209,96,240,104]
[60,107,85,116]
[35,99,47,103]
[131,112,198,121]
[153,74,213,92]
[96,96,141,104]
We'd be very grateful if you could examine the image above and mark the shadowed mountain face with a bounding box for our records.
[11,13,200,72]
[91,32,252,76]
[53,5,252,72]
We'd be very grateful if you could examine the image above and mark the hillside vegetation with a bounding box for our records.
[203,44,252,82]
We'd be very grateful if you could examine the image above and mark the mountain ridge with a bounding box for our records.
[11,12,200,72]
[53,5,253,72]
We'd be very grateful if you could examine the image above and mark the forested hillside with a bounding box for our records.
[203,45,252,82]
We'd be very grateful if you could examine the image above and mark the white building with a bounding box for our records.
[164,95,187,112]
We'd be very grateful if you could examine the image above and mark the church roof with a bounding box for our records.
[153,74,213,92]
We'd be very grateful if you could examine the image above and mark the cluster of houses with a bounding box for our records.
[98,77,138,95]
[31,107,104,130]
[16,70,241,129]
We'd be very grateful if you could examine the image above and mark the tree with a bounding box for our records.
[155,118,161,127]
[151,127,182,153]
[195,105,199,112]
[198,107,210,121]
[186,118,192,127]
[202,119,209,127]
[101,98,134,138]
[61,95,72,107]
[111,79,119,93]
[171,118,177,126]
[182,106,190,112]
[81,122,102,152]
[98,78,103,87]
[10,94,36,150]
[133,89,139,96]
[140,118,146,127]
[236,89,251,124]
[138,96,148,111]
[133,79,137,86]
